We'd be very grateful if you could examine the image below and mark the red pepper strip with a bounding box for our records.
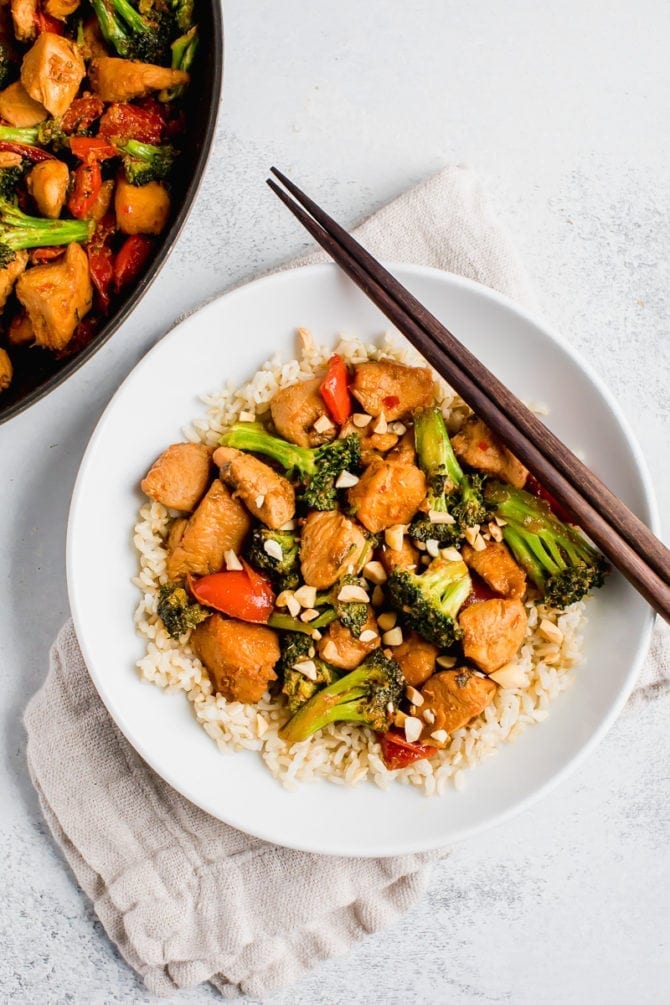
[320,354,351,425]
[378,730,435,770]
[87,242,114,313]
[525,472,575,524]
[187,561,275,624]
[0,140,54,163]
[99,102,165,145]
[113,235,153,292]
[61,95,105,135]
[29,246,66,264]
[67,160,102,219]
[460,573,499,611]
[69,136,118,161]
[34,11,65,34]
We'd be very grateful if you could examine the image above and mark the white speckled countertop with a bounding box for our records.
[1,1,668,1001]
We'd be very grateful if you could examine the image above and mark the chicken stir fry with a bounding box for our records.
[141,350,608,772]
[0,0,197,396]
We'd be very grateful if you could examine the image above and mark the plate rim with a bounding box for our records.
[66,261,658,856]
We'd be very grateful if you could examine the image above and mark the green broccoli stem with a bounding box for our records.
[414,406,464,488]
[0,125,39,144]
[280,665,378,743]
[172,25,198,72]
[0,200,93,254]
[221,422,316,477]
[112,0,147,33]
[89,0,128,53]
[268,609,337,635]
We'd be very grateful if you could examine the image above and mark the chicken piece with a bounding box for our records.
[0,80,47,126]
[214,446,295,530]
[300,510,369,590]
[191,615,280,704]
[378,536,420,576]
[7,312,35,347]
[167,517,188,553]
[347,455,426,534]
[0,250,29,313]
[317,607,379,670]
[88,57,189,102]
[141,443,213,512]
[44,0,80,19]
[10,0,36,43]
[26,160,69,219]
[0,347,12,394]
[392,631,438,687]
[452,416,528,488]
[166,480,252,581]
[88,178,114,223]
[419,669,497,737]
[270,376,335,448]
[114,177,171,236]
[388,429,417,463]
[0,152,24,169]
[459,598,528,674]
[351,361,434,421]
[339,416,399,466]
[15,243,92,352]
[21,33,86,118]
[461,541,526,600]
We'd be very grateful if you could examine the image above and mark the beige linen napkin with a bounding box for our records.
[24,166,669,999]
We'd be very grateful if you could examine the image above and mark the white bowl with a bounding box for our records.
[67,263,657,857]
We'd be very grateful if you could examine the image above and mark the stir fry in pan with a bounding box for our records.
[0,0,196,395]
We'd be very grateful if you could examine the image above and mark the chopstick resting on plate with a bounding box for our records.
[267,168,670,623]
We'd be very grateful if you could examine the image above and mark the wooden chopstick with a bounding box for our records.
[267,171,670,623]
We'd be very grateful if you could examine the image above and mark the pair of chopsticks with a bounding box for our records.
[267,167,670,623]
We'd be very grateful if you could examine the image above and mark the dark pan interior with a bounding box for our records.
[0,2,224,425]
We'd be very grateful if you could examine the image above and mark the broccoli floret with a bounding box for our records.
[0,167,24,203]
[90,0,172,64]
[387,555,472,648]
[331,574,368,638]
[169,0,194,32]
[157,582,208,638]
[484,481,608,608]
[278,632,340,713]
[0,198,94,269]
[159,25,198,100]
[0,42,16,91]
[410,406,488,545]
[246,527,300,592]
[219,422,362,511]
[118,139,177,185]
[280,648,404,743]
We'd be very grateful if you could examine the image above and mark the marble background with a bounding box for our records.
[1,1,668,1002]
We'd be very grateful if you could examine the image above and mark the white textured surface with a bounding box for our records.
[1,0,669,1001]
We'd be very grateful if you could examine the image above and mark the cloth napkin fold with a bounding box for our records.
[24,165,669,1000]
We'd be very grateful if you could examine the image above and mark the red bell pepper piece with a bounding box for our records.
[34,10,65,34]
[525,472,575,524]
[0,140,54,163]
[187,562,275,624]
[61,95,105,135]
[320,354,351,425]
[87,242,114,313]
[69,136,118,161]
[379,730,435,770]
[99,102,165,145]
[113,235,153,292]
[460,573,499,612]
[29,246,66,264]
[67,161,102,219]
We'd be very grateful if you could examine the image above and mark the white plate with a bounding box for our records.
[67,263,657,857]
